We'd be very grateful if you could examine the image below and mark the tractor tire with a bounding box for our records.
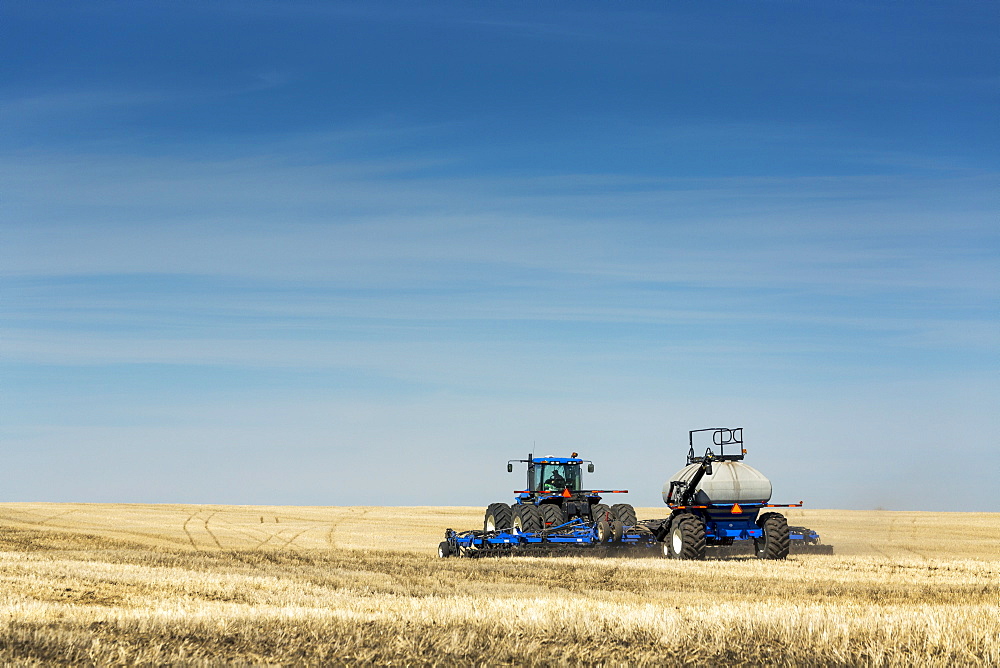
[754,512,790,560]
[665,513,706,560]
[591,503,611,524]
[437,541,452,558]
[512,504,542,533]
[484,503,512,532]
[539,504,563,529]
[611,503,637,526]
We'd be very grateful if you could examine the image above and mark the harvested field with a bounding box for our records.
[0,503,998,665]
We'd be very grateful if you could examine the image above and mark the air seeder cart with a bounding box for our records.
[644,427,832,559]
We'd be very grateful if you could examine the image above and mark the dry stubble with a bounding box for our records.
[0,503,998,665]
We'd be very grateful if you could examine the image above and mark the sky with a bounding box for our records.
[3,1,998,511]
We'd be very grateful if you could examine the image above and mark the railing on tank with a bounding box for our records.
[687,427,745,464]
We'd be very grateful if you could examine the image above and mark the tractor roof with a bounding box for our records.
[531,456,582,464]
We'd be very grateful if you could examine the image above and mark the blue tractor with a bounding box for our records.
[482,452,637,535]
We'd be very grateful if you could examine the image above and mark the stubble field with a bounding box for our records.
[0,503,998,665]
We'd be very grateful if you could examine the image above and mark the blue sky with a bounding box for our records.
[3,1,998,510]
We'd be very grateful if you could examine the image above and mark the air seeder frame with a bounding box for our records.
[442,516,660,558]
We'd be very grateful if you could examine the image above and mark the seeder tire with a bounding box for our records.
[660,539,672,558]
[754,512,790,560]
[512,504,542,532]
[539,504,563,528]
[484,503,512,532]
[665,513,706,560]
[437,541,451,558]
[611,519,625,543]
[611,503,637,526]
[597,519,613,543]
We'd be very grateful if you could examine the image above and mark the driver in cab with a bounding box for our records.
[543,470,567,491]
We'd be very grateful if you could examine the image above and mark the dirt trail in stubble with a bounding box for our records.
[0,503,343,553]
[0,503,457,554]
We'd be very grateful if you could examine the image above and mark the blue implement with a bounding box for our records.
[442,517,660,558]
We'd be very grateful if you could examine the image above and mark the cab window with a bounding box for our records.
[535,464,581,490]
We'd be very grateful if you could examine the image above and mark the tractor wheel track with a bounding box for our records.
[323,507,370,550]
[278,528,312,551]
[251,529,290,551]
[36,509,80,526]
[325,525,337,549]
[182,510,201,551]
[202,511,223,550]
[1,505,360,553]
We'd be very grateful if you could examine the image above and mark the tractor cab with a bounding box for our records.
[507,453,594,494]
[533,458,583,491]
[493,452,631,530]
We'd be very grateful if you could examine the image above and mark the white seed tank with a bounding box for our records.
[663,461,772,505]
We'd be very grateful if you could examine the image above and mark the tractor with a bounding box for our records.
[482,452,637,535]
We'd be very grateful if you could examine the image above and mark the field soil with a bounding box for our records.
[1,503,998,665]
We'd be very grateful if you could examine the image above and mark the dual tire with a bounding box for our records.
[591,503,611,523]
[484,503,513,532]
[611,503,637,526]
[485,501,636,536]
[483,502,544,533]
[538,504,563,528]
[512,504,542,532]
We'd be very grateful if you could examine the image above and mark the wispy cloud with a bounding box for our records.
[3,1,997,508]
[4,177,996,396]
[3,148,996,293]
[0,89,167,121]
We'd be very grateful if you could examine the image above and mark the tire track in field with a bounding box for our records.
[269,529,304,553]
[202,511,223,549]
[182,510,201,550]
[324,507,370,550]
[269,516,341,552]
[195,519,285,551]
[203,513,319,552]
[221,523,281,549]
[278,528,313,551]
[229,519,310,552]
[251,528,289,551]
[240,516,299,551]
[899,518,930,560]
[323,512,350,549]
[898,544,931,561]
[325,524,338,549]
[1,507,194,551]
[202,510,294,551]
[2,508,80,527]
[865,540,891,559]
[883,517,929,560]
[36,509,80,526]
